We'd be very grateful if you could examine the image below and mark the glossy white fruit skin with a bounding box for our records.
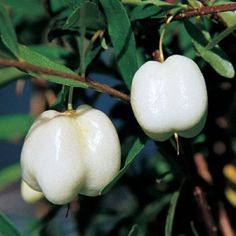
[131,55,208,141]
[21,180,43,204]
[75,105,121,196]
[21,105,121,205]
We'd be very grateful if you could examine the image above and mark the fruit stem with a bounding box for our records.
[174,132,180,156]
[159,16,173,63]
[68,86,74,111]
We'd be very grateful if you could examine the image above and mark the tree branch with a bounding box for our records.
[0,58,130,103]
[193,186,218,236]
[173,3,236,20]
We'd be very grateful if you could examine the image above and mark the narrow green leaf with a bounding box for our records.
[130,5,162,21]
[100,137,146,194]
[190,221,200,236]
[2,0,44,25]
[0,114,34,140]
[63,1,105,31]
[0,212,21,236]
[128,224,140,236]
[206,24,236,50]
[29,45,70,63]
[25,206,61,235]
[19,44,88,88]
[0,3,19,58]
[220,11,236,27]
[165,190,181,236]
[136,194,172,224]
[100,0,138,89]
[0,164,21,191]
[0,67,26,86]
[184,20,235,78]
[122,0,177,8]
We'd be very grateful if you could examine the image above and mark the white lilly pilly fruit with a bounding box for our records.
[21,180,44,204]
[131,55,208,141]
[21,105,121,205]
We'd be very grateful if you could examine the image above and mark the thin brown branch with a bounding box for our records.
[178,139,218,236]
[193,186,218,236]
[218,202,236,236]
[0,58,130,102]
[173,3,236,20]
[193,151,236,235]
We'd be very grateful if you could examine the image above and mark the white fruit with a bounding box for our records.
[21,105,121,205]
[131,55,208,141]
[21,180,43,204]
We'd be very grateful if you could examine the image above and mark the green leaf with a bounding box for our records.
[100,137,146,194]
[165,190,181,236]
[0,3,19,58]
[219,11,236,27]
[2,0,44,25]
[0,67,26,86]
[0,164,21,191]
[136,194,172,224]
[128,224,140,236]
[206,24,236,50]
[130,5,162,21]
[100,0,138,89]
[29,45,70,63]
[64,0,81,10]
[18,44,88,88]
[0,212,21,236]
[184,20,235,78]
[0,114,34,140]
[25,206,61,235]
[50,85,69,110]
[63,1,105,31]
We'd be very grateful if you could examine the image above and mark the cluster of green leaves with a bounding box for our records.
[0,0,236,235]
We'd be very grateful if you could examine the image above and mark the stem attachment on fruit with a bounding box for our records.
[174,132,180,155]
[159,16,173,63]
[68,87,74,111]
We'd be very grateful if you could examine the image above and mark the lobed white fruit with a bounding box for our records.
[21,105,121,205]
[21,180,44,204]
[131,55,208,141]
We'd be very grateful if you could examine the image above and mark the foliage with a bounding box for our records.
[0,0,236,235]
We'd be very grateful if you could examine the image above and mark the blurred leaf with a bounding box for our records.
[101,137,146,194]
[219,11,236,27]
[29,45,70,63]
[184,20,235,78]
[85,44,102,68]
[0,164,21,191]
[136,194,172,224]
[0,3,19,58]
[130,5,162,21]
[128,224,140,236]
[206,24,236,50]
[165,190,181,236]
[0,114,33,140]
[26,206,61,234]
[2,0,44,24]
[50,85,69,110]
[126,0,177,8]
[64,0,81,10]
[63,1,105,31]
[0,67,26,86]
[225,187,236,207]
[223,164,236,183]
[19,44,88,88]
[100,0,138,89]
[0,212,21,236]
[190,221,200,236]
